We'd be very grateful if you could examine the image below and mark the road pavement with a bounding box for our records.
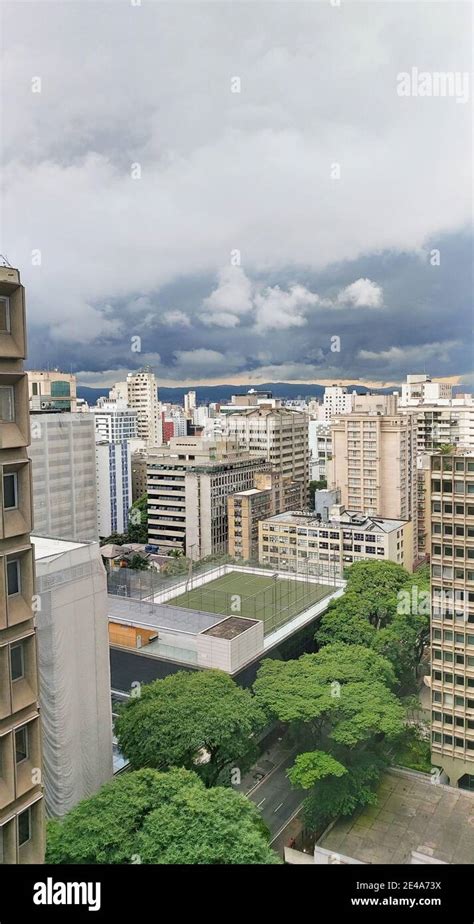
[247,751,304,841]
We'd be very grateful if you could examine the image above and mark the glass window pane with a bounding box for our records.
[0,297,10,332]
[6,559,20,595]
[18,809,30,847]
[15,727,28,764]
[3,473,17,509]
[10,644,24,681]
[0,386,14,422]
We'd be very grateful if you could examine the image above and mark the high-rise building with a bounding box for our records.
[223,406,310,490]
[228,471,305,560]
[147,436,270,558]
[131,450,147,502]
[28,412,98,541]
[321,385,353,422]
[28,370,77,412]
[112,367,162,447]
[309,420,332,482]
[0,266,44,863]
[32,535,113,817]
[184,390,196,416]
[96,441,132,538]
[430,451,474,789]
[329,413,418,562]
[92,405,138,442]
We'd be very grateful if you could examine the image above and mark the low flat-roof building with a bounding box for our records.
[259,506,413,577]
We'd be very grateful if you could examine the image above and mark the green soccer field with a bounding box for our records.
[168,571,333,635]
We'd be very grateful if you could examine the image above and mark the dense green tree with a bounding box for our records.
[46,768,279,865]
[301,751,385,831]
[115,670,265,787]
[127,493,148,543]
[315,607,377,648]
[254,643,404,832]
[309,479,327,503]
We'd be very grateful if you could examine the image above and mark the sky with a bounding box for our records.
[1,0,472,389]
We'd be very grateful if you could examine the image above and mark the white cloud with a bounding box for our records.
[254,284,319,332]
[200,267,253,327]
[359,340,460,364]
[337,278,384,309]
[161,310,191,328]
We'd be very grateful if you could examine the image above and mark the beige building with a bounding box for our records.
[28,370,77,413]
[258,506,413,577]
[228,471,305,560]
[147,436,270,558]
[223,405,310,493]
[430,451,474,788]
[0,266,44,863]
[329,413,418,561]
[111,367,162,448]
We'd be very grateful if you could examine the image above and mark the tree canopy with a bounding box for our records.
[46,768,280,865]
[115,669,265,786]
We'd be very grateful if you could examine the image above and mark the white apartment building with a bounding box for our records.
[32,536,113,817]
[321,385,354,422]
[184,390,196,415]
[96,441,132,538]
[259,507,413,576]
[400,373,453,406]
[28,413,98,542]
[112,367,162,447]
[147,437,270,558]
[403,401,474,453]
[309,420,332,482]
[92,404,138,442]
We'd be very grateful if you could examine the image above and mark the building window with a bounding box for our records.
[18,808,31,847]
[10,643,24,682]
[0,385,14,422]
[15,726,28,764]
[6,559,20,596]
[0,297,10,332]
[3,472,18,509]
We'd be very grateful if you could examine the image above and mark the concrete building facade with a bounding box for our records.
[96,441,132,538]
[0,266,44,863]
[329,413,418,561]
[28,370,77,413]
[223,406,310,491]
[33,536,113,817]
[147,437,269,557]
[258,507,413,577]
[228,471,305,560]
[430,451,474,789]
[28,412,98,542]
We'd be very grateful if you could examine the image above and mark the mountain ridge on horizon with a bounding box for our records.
[77,381,472,406]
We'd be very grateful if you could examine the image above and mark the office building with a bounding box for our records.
[28,370,77,413]
[223,405,310,489]
[96,441,132,538]
[320,385,353,422]
[0,265,44,863]
[147,436,270,557]
[228,471,305,560]
[28,412,98,541]
[184,390,196,416]
[33,536,113,816]
[430,451,474,789]
[92,404,138,442]
[259,506,413,577]
[329,413,418,560]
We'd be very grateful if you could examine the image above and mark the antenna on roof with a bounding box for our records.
[0,254,12,267]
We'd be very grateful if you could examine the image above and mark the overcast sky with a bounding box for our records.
[1,0,472,388]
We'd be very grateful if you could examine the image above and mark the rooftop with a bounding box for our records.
[203,616,259,639]
[263,511,407,533]
[108,594,224,635]
[32,535,91,559]
[319,769,474,865]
